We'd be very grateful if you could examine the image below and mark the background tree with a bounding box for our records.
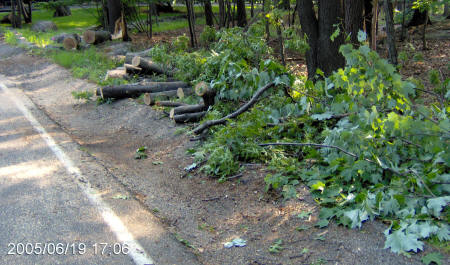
[236,0,247,27]
[383,0,398,64]
[297,0,345,78]
[204,0,214,27]
[345,0,364,45]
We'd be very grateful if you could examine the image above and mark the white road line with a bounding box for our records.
[1,83,155,265]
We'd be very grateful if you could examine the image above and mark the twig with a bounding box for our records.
[202,196,221,201]
[258,142,360,159]
[227,173,243,180]
[192,82,276,134]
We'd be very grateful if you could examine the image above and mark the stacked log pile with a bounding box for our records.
[98,50,217,124]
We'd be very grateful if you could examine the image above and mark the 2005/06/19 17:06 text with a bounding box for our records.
[7,242,130,256]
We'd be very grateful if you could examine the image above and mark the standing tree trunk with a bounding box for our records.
[277,24,285,66]
[204,0,214,26]
[53,5,71,17]
[345,0,364,45]
[107,0,122,33]
[383,0,398,64]
[251,0,254,17]
[11,0,22,28]
[400,0,407,41]
[298,0,345,78]
[364,0,373,41]
[264,0,270,42]
[422,10,429,50]
[186,0,197,47]
[236,0,247,27]
[370,0,379,50]
[218,0,226,27]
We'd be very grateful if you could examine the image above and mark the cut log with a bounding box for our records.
[155,101,188,107]
[97,82,189,99]
[177,87,194,99]
[83,30,111,45]
[170,104,207,119]
[105,67,127,80]
[63,35,80,50]
[124,64,142,75]
[173,112,206,123]
[31,21,57,32]
[131,56,170,76]
[143,93,152,105]
[195,81,216,106]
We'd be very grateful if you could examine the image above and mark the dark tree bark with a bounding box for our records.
[364,0,373,40]
[251,0,254,17]
[204,0,214,26]
[383,0,398,64]
[400,0,407,41]
[345,0,364,45]
[298,0,345,78]
[281,0,290,10]
[408,8,432,27]
[263,0,270,41]
[422,10,429,50]
[218,0,226,27]
[11,0,22,28]
[107,0,122,33]
[317,1,345,76]
[297,0,318,79]
[236,0,247,27]
[186,0,197,47]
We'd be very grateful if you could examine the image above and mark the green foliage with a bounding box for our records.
[268,239,283,254]
[4,31,18,45]
[71,90,93,101]
[199,26,217,46]
[421,252,444,265]
[135,146,148,159]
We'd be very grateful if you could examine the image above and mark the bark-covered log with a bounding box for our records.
[97,82,189,99]
[124,64,142,75]
[63,35,81,50]
[83,30,112,45]
[155,101,188,107]
[173,112,206,123]
[195,81,216,106]
[193,82,275,134]
[31,21,57,32]
[170,104,207,119]
[131,56,171,76]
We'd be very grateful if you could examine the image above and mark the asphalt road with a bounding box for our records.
[0,83,155,265]
[0,79,200,265]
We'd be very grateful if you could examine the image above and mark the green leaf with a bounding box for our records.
[297,211,312,219]
[421,252,443,265]
[357,30,367,42]
[427,196,450,217]
[384,229,424,254]
[315,219,329,228]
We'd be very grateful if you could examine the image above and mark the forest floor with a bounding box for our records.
[0,19,449,265]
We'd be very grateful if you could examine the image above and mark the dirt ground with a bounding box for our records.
[1,22,449,265]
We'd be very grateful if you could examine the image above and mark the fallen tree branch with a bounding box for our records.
[258,142,359,158]
[173,111,206,123]
[192,82,276,134]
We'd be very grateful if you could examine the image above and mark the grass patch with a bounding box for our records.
[47,47,122,84]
